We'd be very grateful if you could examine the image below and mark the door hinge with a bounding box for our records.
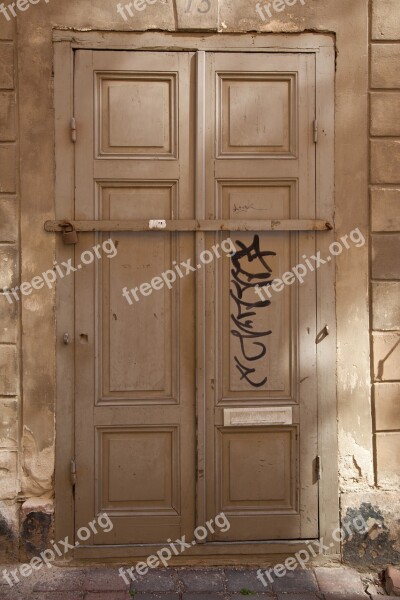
[313,119,318,144]
[313,119,318,143]
[70,117,77,143]
[315,455,322,481]
[70,459,77,487]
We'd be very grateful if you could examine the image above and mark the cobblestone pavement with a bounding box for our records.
[0,565,388,600]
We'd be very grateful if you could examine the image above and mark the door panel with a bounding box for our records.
[220,183,294,398]
[101,184,178,401]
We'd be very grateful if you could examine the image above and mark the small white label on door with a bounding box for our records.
[223,407,292,426]
[149,219,167,229]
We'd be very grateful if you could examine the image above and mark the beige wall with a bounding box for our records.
[344,0,400,567]
[0,0,398,566]
[371,1,400,486]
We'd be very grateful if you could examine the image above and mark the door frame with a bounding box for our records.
[54,31,337,563]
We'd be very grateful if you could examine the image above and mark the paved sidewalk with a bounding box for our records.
[0,565,388,600]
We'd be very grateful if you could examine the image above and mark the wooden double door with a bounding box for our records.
[72,49,319,548]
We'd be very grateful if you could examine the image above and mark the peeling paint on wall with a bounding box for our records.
[21,427,54,497]
[339,431,374,489]
[21,511,53,560]
[342,498,400,569]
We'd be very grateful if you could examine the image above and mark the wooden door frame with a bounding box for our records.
[54,31,337,563]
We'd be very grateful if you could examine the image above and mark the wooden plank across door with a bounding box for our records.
[45,218,332,232]
[73,50,197,545]
[201,52,319,540]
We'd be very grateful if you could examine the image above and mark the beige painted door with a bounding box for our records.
[202,53,318,540]
[73,49,318,547]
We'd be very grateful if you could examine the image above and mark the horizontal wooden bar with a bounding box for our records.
[45,219,333,233]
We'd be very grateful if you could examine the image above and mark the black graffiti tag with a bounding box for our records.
[230,235,276,388]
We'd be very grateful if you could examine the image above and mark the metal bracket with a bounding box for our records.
[313,119,318,143]
[316,325,330,344]
[70,117,77,143]
[70,459,76,487]
[315,455,322,481]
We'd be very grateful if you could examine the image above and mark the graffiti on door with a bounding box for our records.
[230,235,276,388]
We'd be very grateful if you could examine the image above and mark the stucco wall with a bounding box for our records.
[338,0,400,569]
[0,0,398,568]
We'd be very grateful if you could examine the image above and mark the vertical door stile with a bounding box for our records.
[195,50,207,535]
